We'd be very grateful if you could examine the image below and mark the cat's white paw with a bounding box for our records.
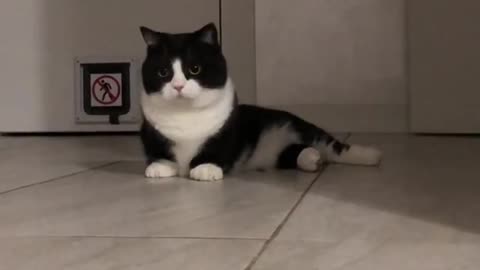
[297,147,323,172]
[145,160,178,178]
[189,163,224,182]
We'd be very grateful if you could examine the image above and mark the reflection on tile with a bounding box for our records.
[253,240,480,270]
[0,162,316,238]
[254,134,480,269]
[0,237,262,270]
[0,136,142,192]
[350,133,480,165]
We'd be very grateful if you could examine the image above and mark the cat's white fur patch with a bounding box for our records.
[297,147,322,172]
[190,163,224,181]
[141,60,235,176]
[171,60,205,100]
[145,160,178,178]
[245,124,300,170]
[330,144,382,166]
[171,60,186,86]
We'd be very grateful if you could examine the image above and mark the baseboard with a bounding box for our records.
[267,104,408,133]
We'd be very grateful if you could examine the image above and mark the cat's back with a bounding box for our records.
[236,104,294,128]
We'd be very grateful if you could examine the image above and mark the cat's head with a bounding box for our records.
[140,23,229,108]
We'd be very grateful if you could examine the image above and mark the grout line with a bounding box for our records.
[243,134,352,270]
[11,235,266,242]
[0,161,121,196]
[244,171,325,270]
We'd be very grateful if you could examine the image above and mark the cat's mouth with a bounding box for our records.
[168,94,196,103]
[176,93,194,100]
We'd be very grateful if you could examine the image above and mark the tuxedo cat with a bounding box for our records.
[139,23,381,181]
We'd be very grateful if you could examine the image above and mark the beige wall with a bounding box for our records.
[255,0,407,132]
[0,0,218,132]
[222,0,257,104]
[0,0,410,133]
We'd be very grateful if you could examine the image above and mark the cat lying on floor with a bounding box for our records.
[139,23,381,181]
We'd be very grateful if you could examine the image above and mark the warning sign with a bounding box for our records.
[79,61,131,124]
[90,74,122,107]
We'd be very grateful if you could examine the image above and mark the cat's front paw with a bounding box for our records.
[189,164,223,182]
[145,160,178,178]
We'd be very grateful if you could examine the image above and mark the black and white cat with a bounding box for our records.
[139,23,381,181]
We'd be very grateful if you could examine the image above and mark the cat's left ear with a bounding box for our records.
[196,23,219,46]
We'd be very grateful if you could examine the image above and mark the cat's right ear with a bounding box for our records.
[140,26,161,46]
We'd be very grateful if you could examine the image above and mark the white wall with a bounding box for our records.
[0,0,218,132]
[255,0,407,132]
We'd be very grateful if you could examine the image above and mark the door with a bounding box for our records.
[409,0,480,133]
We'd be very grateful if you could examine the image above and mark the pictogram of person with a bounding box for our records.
[99,79,114,101]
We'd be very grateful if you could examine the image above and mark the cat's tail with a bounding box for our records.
[315,134,382,166]
[290,114,382,166]
[327,142,382,166]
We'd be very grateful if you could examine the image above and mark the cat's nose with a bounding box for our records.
[173,84,184,92]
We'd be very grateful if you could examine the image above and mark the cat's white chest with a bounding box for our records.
[171,139,205,176]
[141,82,234,176]
[145,109,225,176]
[149,116,212,176]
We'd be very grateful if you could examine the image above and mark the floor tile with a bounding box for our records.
[0,136,37,150]
[0,237,262,270]
[0,136,142,192]
[252,240,480,270]
[0,162,317,238]
[253,134,480,270]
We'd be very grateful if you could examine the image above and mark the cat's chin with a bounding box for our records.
[167,95,196,101]
[157,95,217,111]
[143,84,231,112]
[161,96,197,107]
[166,92,226,109]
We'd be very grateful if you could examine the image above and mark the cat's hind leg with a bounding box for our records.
[289,116,382,166]
[277,144,324,172]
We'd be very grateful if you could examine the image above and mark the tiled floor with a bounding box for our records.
[0,134,479,270]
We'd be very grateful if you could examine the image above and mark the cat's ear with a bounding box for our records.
[196,23,219,46]
[140,26,161,46]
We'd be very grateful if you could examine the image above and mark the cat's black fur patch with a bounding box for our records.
[140,120,174,164]
[194,104,350,172]
[141,102,350,172]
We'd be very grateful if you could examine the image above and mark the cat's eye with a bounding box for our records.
[157,68,169,78]
[189,65,202,75]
